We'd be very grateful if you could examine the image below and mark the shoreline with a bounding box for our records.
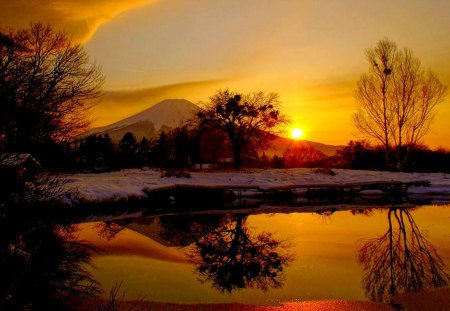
[57,168,450,207]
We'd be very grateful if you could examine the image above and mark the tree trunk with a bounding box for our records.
[232,142,242,169]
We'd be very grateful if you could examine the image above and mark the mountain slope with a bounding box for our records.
[265,136,344,157]
[88,98,344,155]
[90,99,198,141]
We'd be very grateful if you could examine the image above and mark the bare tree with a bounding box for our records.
[283,144,325,168]
[0,23,103,152]
[358,208,449,302]
[194,89,289,168]
[354,39,397,153]
[353,38,447,166]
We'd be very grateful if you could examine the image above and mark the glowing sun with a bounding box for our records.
[291,128,303,140]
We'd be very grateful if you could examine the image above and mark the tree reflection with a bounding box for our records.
[159,214,224,247]
[95,221,125,241]
[358,207,450,302]
[0,210,100,310]
[160,213,292,293]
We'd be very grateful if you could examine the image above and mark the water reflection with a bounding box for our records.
[160,214,293,293]
[0,209,99,310]
[357,207,450,302]
[1,202,449,308]
[95,221,125,241]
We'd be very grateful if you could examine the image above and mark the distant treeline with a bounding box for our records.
[56,127,201,172]
[30,127,327,172]
[32,128,449,174]
[331,141,450,173]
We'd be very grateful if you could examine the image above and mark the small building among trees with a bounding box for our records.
[0,153,41,198]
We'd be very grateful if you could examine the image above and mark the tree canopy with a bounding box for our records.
[194,89,288,168]
[0,23,103,155]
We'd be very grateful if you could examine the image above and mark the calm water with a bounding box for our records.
[80,204,450,304]
[2,204,450,307]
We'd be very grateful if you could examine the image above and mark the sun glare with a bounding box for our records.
[291,128,303,140]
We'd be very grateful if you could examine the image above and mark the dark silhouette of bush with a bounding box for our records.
[118,132,138,168]
[76,134,118,172]
[336,141,387,170]
[336,140,450,173]
[283,145,326,168]
[401,145,450,173]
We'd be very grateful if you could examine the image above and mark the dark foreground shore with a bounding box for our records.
[73,287,450,311]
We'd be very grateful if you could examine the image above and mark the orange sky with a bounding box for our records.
[1,0,450,146]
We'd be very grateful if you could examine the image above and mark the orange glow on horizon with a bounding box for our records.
[4,1,448,147]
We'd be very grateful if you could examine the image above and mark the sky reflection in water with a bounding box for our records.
[0,204,449,308]
[72,205,450,305]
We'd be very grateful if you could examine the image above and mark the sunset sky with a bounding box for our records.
[2,0,450,146]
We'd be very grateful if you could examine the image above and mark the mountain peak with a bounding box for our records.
[115,99,198,130]
[90,99,198,141]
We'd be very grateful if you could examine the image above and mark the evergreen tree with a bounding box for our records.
[151,131,169,167]
[118,132,138,168]
[136,137,152,167]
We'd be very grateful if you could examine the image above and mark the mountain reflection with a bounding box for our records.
[0,209,99,310]
[357,207,450,302]
[159,213,293,293]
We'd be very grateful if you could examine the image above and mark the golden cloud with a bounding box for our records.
[0,0,155,42]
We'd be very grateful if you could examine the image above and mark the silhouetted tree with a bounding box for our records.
[198,128,231,164]
[158,214,224,247]
[270,155,285,168]
[337,140,386,170]
[158,213,292,292]
[259,152,270,168]
[77,134,116,171]
[402,145,450,173]
[0,209,100,309]
[283,144,325,168]
[0,23,103,161]
[358,207,449,302]
[336,140,450,172]
[151,131,169,167]
[193,89,289,168]
[118,132,138,168]
[136,137,152,167]
[169,126,198,168]
[185,214,292,292]
[95,221,125,242]
[353,38,447,167]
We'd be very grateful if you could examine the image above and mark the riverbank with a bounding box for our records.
[58,168,450,206]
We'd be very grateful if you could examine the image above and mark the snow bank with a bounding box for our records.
[58,168,450,205]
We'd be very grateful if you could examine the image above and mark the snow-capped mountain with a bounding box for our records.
[88,98,343,156]
[89,99,199,141]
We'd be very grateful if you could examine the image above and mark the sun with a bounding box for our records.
[291,128,303,140]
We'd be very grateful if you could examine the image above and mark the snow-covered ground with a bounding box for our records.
[59,168,450,205]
